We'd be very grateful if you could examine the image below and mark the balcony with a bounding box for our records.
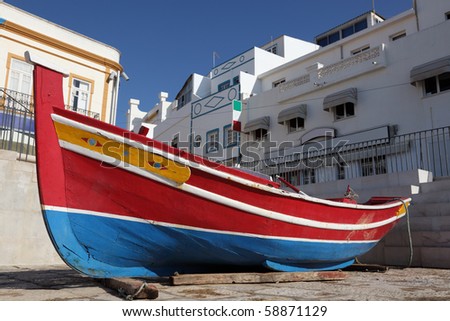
[278,44,386,102]
[65,105,100,119]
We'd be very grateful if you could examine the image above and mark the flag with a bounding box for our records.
[232,100,242,132]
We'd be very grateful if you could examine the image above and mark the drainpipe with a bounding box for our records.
[112,71,121,125]
[108,70,129,125]
[413,0,419,31]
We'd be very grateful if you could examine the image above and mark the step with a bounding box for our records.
[411,189,450,204]
[384,230,450,248]
[409,202,450,218]
[360,245,450,268]
[419,176,450,194]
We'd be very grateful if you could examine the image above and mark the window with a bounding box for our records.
[361,156,386,177]
[253,128,267,141]
[351,45,370,55]
[266,44,278,55]
[171,134,179,148]
[354,19,368,32]
[337,163,346,180]
[424,72,450,96]
[178,91,192,109]
[342,25,354,38]
[71,78,91,111]
[301,168,316,185]
[334,102,355,120]
[328,31,340,44]
[317,37,328,47]
[8,58,33,95]
[224,125,238,147]
[218,80,230,92]
[273,79,286,88]
[193,135,202,148]
[316,18,368,47]
[206,129,219,153]
[390,31,406,41]
[287,117,304,133]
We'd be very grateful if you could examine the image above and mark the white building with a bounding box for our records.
[130,0,450,268]
[131,0,450,186]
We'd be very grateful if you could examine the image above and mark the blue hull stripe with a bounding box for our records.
[43,209,377,278]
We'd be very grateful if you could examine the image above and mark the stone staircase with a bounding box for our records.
[360,176,450,268]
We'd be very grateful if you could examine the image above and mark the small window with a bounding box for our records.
[254,128,267,141]
[224,125,238,147]
[337,162,346,180]
[438,72,450,92]
[171,134,179,148]
[317,36,328,47]
[71,78,91,112]
[342,25,354,38]
[390,31,406,41]
[354,19,368,32]
[328,31,340,44]
[266,44,278,55]
[334,102,355,120]
[206,129,219,153]
[287,117,304,133]
[423,73,450,96]
[351,45,370,55]
[273,79,286,88]
[301,168,316,185]
[193,135,202,148]
[8,58,33,96]
[424,77,438,95]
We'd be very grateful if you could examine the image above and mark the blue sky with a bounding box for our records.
[6,0,413,128]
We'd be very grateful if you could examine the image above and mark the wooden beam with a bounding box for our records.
[101,278,159,300]
[170,271,346,286]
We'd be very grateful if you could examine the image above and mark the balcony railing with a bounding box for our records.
[0,88,35,161]
[1,88,100,160]
[240,126,450,186]
[65,105,100,119]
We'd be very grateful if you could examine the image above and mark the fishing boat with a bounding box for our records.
[30,54,411,278]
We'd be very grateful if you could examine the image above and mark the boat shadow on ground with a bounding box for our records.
[0,268,112,291]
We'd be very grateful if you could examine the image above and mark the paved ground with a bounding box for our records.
[1,265,450,301]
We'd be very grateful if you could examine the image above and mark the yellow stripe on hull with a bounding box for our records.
[53,121,191,185]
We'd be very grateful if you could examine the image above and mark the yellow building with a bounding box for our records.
[0,1,123,124]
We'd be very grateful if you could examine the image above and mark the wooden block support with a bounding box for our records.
[170,271,346,286]
[102,278,159,300]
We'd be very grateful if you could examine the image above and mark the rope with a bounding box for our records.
[118,282,148,301]
[398,198,414,267]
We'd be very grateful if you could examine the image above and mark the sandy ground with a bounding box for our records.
[0,265,450,301]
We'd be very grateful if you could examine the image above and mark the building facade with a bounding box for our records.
[130,0,450,190]
[1,1,124,157]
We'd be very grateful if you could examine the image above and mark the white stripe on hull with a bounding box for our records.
[43,205,377,244]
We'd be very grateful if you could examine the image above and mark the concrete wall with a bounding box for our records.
[0,150,62,266]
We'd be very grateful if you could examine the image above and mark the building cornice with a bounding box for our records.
[0,20,123,72]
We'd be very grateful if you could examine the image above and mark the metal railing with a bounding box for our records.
[240,126,450,186]
[0,88,35,161]
[1,88,100,161]
[65,105,100,119]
